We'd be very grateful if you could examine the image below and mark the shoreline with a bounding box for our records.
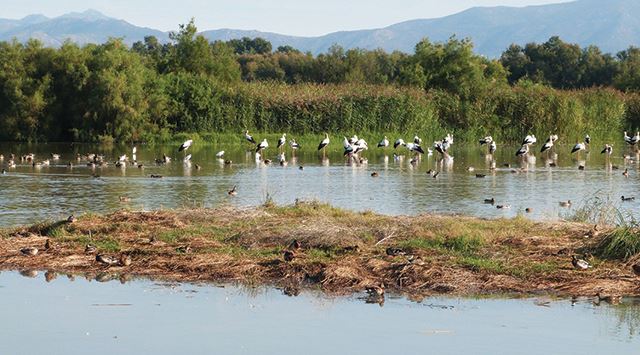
[1,202,638,300]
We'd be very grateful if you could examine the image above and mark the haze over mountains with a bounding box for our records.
[1,0,639,57]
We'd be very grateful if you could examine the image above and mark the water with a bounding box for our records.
[0,271,638,354]
[0,142,638,227]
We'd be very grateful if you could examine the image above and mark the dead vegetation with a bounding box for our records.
[1,201,639,299]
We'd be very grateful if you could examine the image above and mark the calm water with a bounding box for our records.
[0,271,638,354]
[0,141,638,226]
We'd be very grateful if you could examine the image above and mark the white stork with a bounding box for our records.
[256,138,269,153]
[179,139,193,152]
[377,136,389,148]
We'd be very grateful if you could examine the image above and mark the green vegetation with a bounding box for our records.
[1,20,640,143]
[595,226,640,261]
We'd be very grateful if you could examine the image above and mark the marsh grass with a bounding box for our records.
[595,226,640,261]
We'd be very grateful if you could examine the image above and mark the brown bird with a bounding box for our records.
[283,250,295,262]
[85,244,97,254]
[386,247,406,256]
[44,239,51,250]
[596,291,621,305]
[119,254,132,267]
[20,247,38,256]
[67,214,76,223]
[96,254,119,266]
[365,284,385,297]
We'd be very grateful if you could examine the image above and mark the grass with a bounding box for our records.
[595,226,640,261]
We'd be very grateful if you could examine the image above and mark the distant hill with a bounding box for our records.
[3,0,640,57]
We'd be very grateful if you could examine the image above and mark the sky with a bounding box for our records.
[2,0,573,36]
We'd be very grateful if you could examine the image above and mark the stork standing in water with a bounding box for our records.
[515,144,529,157]
[571,142,587,157]
[317,133,330,157]
[479,136,493,154]
[256,138,269,154]
[601,144,613,157]
[394,138,405,149]
[489,140,497,155]
[244,130,256,145]
[522,134,537,146]
[277,133,287,152]
[413,136,422,145]
[540,135,555,154]
[377,136,389,149]
[405,142,426,155]
[179,139,193,152]
[289,139,300,156]
[584,134,591,146]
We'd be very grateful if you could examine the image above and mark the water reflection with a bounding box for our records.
[1,271,639,354]
[0,142,639,226]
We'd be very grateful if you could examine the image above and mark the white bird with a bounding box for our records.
[443,133,454,145]
[572,255,591,270]
[179,139,193,152]
[394,138,405,149]
[349,135,359,145]
[479,136,493,145]
[489,141,497,155]
[317,133,330,152]
[342,136,351,150]
[119,154,127,162]
[601,144,612,155]
[51,153,61,160]
[244,130,256,144]
[216,151,225,158]
[289,139,300,150]
[413,136,422,145]
[277,133,287,150]
[584,134,591,145]
[522,134,537,145]
[540,135,554,153]
[256,139,268,153]
[516,144,529,157]
[377,136,389,148]
[405,142,425,154]
[132,146,137,154]
[183,154,192,163]
[571,142,586,154]
[433,141,445,155]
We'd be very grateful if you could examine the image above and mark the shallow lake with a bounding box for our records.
[0,271,638,354]
[0,141,638,227]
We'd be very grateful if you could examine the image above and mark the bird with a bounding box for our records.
[522,134,537,145]
[216,151,225,158]
[386,247,406,256]
[394,138,405,149]
[288,240,302,250]
[525,208,533,213]
[601,144,612,155]
[67,215,76,223]
[515,144,529,157]
[475,174,486,178]
[96,254,119,266]
[256,138,269,153]
[132,146,137,155]
[289,139,300,152]
[44,239,51,250]
[484,198,495,204]
[348,135,359,145]
[317,133,330,155]
[277,133,287,150]
[623,169,629,178]
[377,136,389,148]
[228,185,238,196]
[85,244,97,254]
[183,154,192,163]
[51,153,61,160]
[584,134,591,145]
[571,255,591,270]
[119,254,132,267]
[179,139,193,152]
[283,250,295,262]
[479,136,493,145]
[405,142,425,154]
[571,142,586,154]
[632,264,640,276]
[621,195,635,202]
[413,135,423,145]
[489,141,497,155]
[371,172,379,177]
[20,247,38,256]
[496,205,511,209]
[559,200,572,207]
[540,135,554,153]
[244,130,256,144]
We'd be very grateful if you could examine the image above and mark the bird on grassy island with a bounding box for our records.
[317,133,330,154]
[256,138,269,153]
[601,144,613,155]
[394,138,405,149]
[377,136,389,148]
[179,139,193,152]
[85,244,97,254]
[522,134,537,145]
[44,239,51,250]
[571,142,586,154]
[20,247,38,256]
[277,133,287,150]
[119,254,132,267]
[96,254,119,266]
[632,264,640,276]
[572,255,591,270]
[67,215,76,223]
[244,130,256,144]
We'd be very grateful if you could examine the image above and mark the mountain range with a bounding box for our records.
[1,0,640,57]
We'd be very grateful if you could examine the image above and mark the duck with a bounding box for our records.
[20,247,38,256]
[119,254,132,267]
[496,205,511,209]
[623,168,629,178]
[621,195,635,202]
[571,255,591,270]
[67,214,76,223]
[525,208,533,213]
[150,174,163,178]
[365,284,385,297]
[595,291,621,305]
[371,172,379,177]
[559,200,572,208]
[119,196,130,202]
[85,244,97,254]
[484,198,495,204]
[228,185,238,196]
[96,254,119,266]
[632,263,640,276]
[283,250,295,262]
[475,174,486,178]
[386,247,406,256]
